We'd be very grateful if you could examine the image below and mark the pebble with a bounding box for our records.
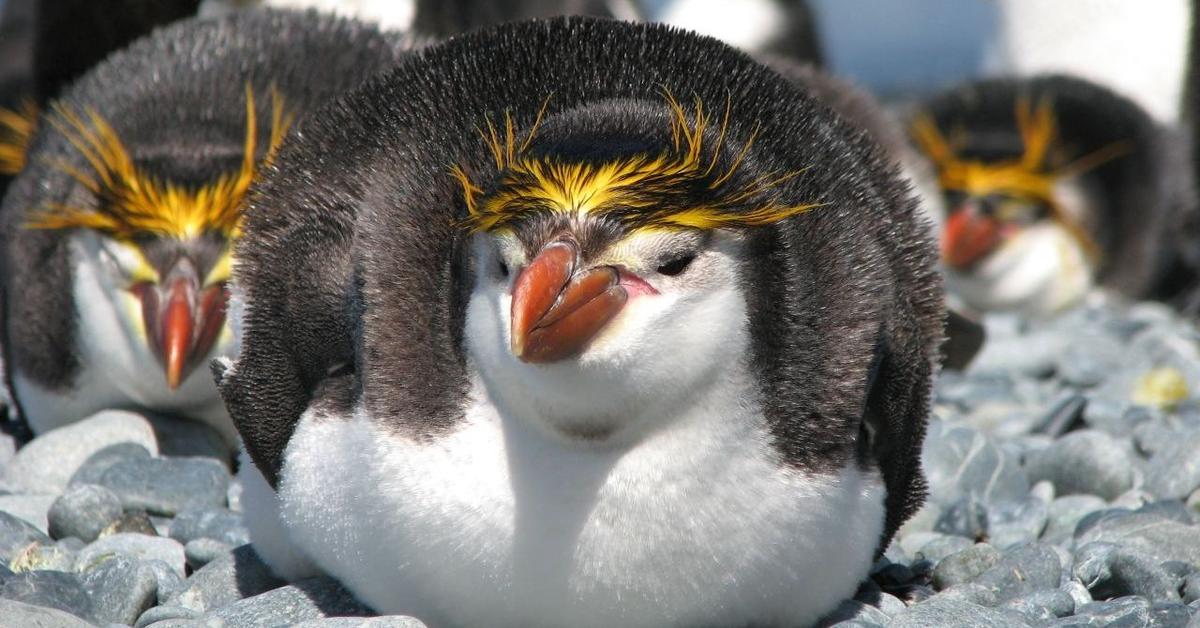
[1072,542,1181,603]
[200,576,373,627]
[103,511,160,537]
[0,569,94,622]
[47,484,123,542]
[3,411,158,494]
[1042,495,1109,545]
[971,543,1061,604]
[1073,596,1152,625]
[915,534,974,563]
[144,558,186,604]
[931,543,1000,590]
[1143,429,1200,500]
[1184,572,1200,604]
[95,457,230,517]
[169,508,250,546]
[816,599,891,627]
[1023,430,1136,500]
[9,540,77,573]
[0,510,51,563]
[0,598,94,628]
[888,595,1027,628]
[1075,509,1200,565]
[69,442,154,487]
[76,533,186,579]
[185,538,234,570]
[135,604,201,628]
[987,496,1049,549]
[934,496,988,540]
[144,414,233,465]
[922,424,1029,506]
[173,544,283,613]
[0,495,57,535]
[1003,589,1075,620]
[1149,602,1192,627]
[291,618,429,628]
[80,553,159,625]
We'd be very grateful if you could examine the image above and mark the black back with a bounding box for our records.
[1,10,414,398]
[222,17,943,549]
[915,75,1198,303]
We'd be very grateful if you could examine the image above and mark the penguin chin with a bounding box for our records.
[946,221,1094,317]
[465,261,749,445]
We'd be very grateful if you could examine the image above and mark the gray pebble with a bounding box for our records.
[1073,542,1181,603]
[1076,509,1200,565]
[888,595,1027,628]
[80,553,158,625]
[0,495,57,535]
[1042,495,1109,545]
[134,605,201,628]
[144,558,186,605]
[935,496,988,540]
[1024,430,1135,500]
[987,497,1049,549]
[290,618,429,628]
[1144,430,1200,500]
[1061,580,1093,609]
[1057,337,1123,388]
[5,411,158,493]
[916,534,975,563]
[184,538,233,570]
[169,508,249,547]
[932,543,1000,591]
[96,457,230,517]
[173,544,283,613]
[1073,596,1151,626]
[1003,589,1075,619]
[1149,602,1192,628]
[76,533,185,579]
[0,569,93,622]
[103,511,160,538]
[144,413,232,465]
[0,510,51,563]
[0,598,94,628]
[48,484,123,542]
[226,481,243,514]
[922,424,1029,507]
[0,434,14,469]
[972,543,1062,604]
[201,576,373,628]
[9,540,77,573]
[1184,571,1200,604]
[69,443,154,487]
[816,599,891,627]
[1033,394,1087,438]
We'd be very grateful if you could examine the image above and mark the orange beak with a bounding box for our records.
[510,241,628,363]
[942,208,1003,270]
[133,259,229,390]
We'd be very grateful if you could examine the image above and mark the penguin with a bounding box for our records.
[0,10,414,445]
[218,17,943,627]
[909,74,1196,318]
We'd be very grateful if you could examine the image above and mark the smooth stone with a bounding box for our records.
[102,511,159,538]
[931,583,999,607]
[1033,394,1087,438]
[916,534,974,563]
[1075,509,1200,564]
[932,543,1000,591]
[1024,430,1135,500]
[816,599,891,627]
[184,538,233,570]
[1074,596,1152,626]
[922,424,1029,507]
[5,411,158,493]
[972,543,1061,604]
[1061,580,1093,609]
[8,540,77,573]
[0,569,93,622]
[1057,336,1123,388]
[1031,480,1056,504]
[0,434,15,469]
[173,544,283,613]
[1073,542,1181,603]
[96,457,230,517]
[48,484,123,542]
[1149,602,1193,628]
[80,553,158,625]
[987,497,1049,549]
[1184,572,1200,604]
[0,495,57,535]
[135,605,201,628]
[201,576,373,627]
[1003,589,1075,619]
[69,443,154,487]
[1043,495,1109,544]
[1144,430,1200,500]
[145,413,232,465]
[144,559,186,605]
[290,618,429,628]
[934,496,988,540]
[854,582,907,616]
[1134,421,1185,458]
[169,508,249,546]
[888,596,1025,628]
[0,510,51,563]
[76,533,185,579]
[0,598,94,627]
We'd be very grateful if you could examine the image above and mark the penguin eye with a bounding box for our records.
[497,258,510,278]
[656,253,696,277]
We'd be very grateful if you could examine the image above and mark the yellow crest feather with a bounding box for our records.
[0,99,39,176]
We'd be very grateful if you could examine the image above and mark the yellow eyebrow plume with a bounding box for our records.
[0,99,39,176]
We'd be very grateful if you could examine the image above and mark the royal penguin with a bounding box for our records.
[219,17,943,628]
[0,10,414,444]
[910,74,1196,318]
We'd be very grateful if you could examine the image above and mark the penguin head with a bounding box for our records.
[27,88,291,389]
[911,94,1123,314]
[458,97,813,441]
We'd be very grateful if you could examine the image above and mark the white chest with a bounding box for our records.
[260,377,885,628]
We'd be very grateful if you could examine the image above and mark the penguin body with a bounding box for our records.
[911,74,1195,317]
[221,18,942,626]
[1,10,414,443]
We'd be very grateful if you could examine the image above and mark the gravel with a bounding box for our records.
[1,298,1199,626]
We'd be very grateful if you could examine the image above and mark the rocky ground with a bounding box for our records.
[2,294,1200,627]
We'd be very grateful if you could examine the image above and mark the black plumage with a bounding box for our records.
[224,16,941,562]
[912,74,1197,308]
[1,10,413,434]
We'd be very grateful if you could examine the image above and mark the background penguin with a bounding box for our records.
[909,74,1197,318]
[218,17,943,627]
[0,10,414,445]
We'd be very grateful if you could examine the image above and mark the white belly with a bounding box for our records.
[249,382,886,628]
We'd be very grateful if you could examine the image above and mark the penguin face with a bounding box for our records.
[466,224,748,441]
[27,89,289,389]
